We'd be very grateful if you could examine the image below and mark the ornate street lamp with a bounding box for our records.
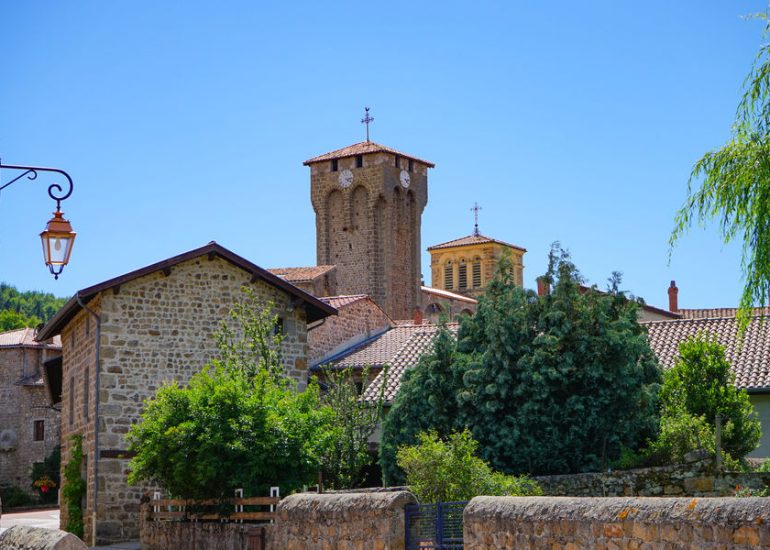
[0,161,75,279]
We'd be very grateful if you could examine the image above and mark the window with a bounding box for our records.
[356,155,363,168]
[83,367,89,419]
[444,261,453,290]
[458,261,467,290]
[33,420,44,442]
[273,317,284,336]
[408,158,414,172]
[69,377,75,426]
[395,155,401,168]
[331,159,338,172]
[472,258,482,288]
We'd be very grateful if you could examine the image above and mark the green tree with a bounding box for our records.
[380,322,465,485]
[396,430,541,503]
[658,335,760,461]
[0,309,40,331]
[670,18,770,331]
[127,288,337,498]
[0,283,66,328]
[381,246,662,480]
[317,365,386,490]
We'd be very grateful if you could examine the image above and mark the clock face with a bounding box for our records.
[399,170,411,188]
[338,169,353,188]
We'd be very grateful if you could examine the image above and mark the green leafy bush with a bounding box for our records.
[657,335,760,462]
[0,484,33,509]
[61,435,86,538]
[396,430,541,503]
[128,289,338,499]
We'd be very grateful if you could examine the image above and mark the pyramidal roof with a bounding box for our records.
[427,233,526,252]
[303,141,435,168]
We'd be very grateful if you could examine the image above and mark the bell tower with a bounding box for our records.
[304,140,433,320]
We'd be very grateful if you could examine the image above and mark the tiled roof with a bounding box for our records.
[268,265,336,283]
[427,233,527,252]
[678,307,770,320]
[319,294,370,309]
[315,323,458,403]
[644,315,770,391]
[421,286,478,304]
[303,141,435,168]
[0,328,61,349]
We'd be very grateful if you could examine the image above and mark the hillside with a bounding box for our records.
[0,283,68,331]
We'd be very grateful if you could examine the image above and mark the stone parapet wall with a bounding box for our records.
[268,491,416,550]
[140,511,269,550]
[464,496,770,549]
[535,459,770,497]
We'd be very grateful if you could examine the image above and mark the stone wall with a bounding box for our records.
[310,151,428,320]
[60,256,313,545]
[140,511,269,550]
[268,491,416,549]
[0,345,61,496]
[309,295,391,365]
[464,496,770,549]
[535,458,770,497]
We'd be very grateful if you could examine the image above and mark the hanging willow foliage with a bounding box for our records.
[671,41,770,332]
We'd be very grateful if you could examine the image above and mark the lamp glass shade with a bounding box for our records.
[40,211,76,269]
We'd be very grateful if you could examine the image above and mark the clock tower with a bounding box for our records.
[304,141,433,320]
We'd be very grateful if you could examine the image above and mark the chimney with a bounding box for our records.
[537,277,550,296]
[413,306,423,325]
[668,280,679,312]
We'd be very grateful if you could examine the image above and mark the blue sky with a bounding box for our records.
[0,1,766,310]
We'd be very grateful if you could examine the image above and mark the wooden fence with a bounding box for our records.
[148,496,280,523]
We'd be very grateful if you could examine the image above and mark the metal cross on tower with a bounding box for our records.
[361,107,374,142]
[471,202,482,236]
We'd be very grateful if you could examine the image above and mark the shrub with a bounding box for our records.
[396,430,541,503]
[61,435,86,538]
[647,409,716,464]
[0,484,33,509]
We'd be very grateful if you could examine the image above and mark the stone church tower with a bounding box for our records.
[304,141,434,320]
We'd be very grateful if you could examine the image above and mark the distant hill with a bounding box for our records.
[0,283,68,332]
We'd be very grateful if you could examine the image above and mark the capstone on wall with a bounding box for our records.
[60,256,311,545]
[464,496,770,549]
[0,345,61,495]
[310,152,428,320]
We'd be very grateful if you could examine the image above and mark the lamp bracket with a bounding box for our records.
[0,160,74,211]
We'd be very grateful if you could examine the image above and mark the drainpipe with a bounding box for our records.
[76,293,101,544]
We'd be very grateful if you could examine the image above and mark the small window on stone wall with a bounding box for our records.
[83,367,89,420]
[356,155,363,168]
[33,420,44,441]
[395,155,401,168]
[408,158,414,172]
[69,377,75,427]
[274,317,284,336]
[472,259,482,288]
[458,261,467,290]
[444,261,453,290]
[331,159,338,172]
[85,316,90,336]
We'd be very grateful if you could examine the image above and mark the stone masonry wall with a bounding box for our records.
[535,458,770,498]
[140,508,269,550]
[310,152,428,320]
[0,346,61,496]
[60,256,313,545]
[464,496,770,549]
[268,491,416,550]
[309,296,391,364]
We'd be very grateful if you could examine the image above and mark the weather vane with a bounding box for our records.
[361,107,374,142]
[471,202,482,236]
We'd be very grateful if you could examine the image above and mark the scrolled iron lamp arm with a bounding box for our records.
[0,161,74,211]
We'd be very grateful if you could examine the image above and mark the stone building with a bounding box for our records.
[268,265,337,297]
[36,242,336,545]
[0,328,61,495]
[427,231,526,299]
[304,141,434,320]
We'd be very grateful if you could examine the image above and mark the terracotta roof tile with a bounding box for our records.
[267,265,336,283]
[678,307,770,320]
[644,315,770,391]
[303,141,435,168]
[0,328,61,349]
[427,233,526,252]
[319,294,370,309]
[316,323,458,403]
